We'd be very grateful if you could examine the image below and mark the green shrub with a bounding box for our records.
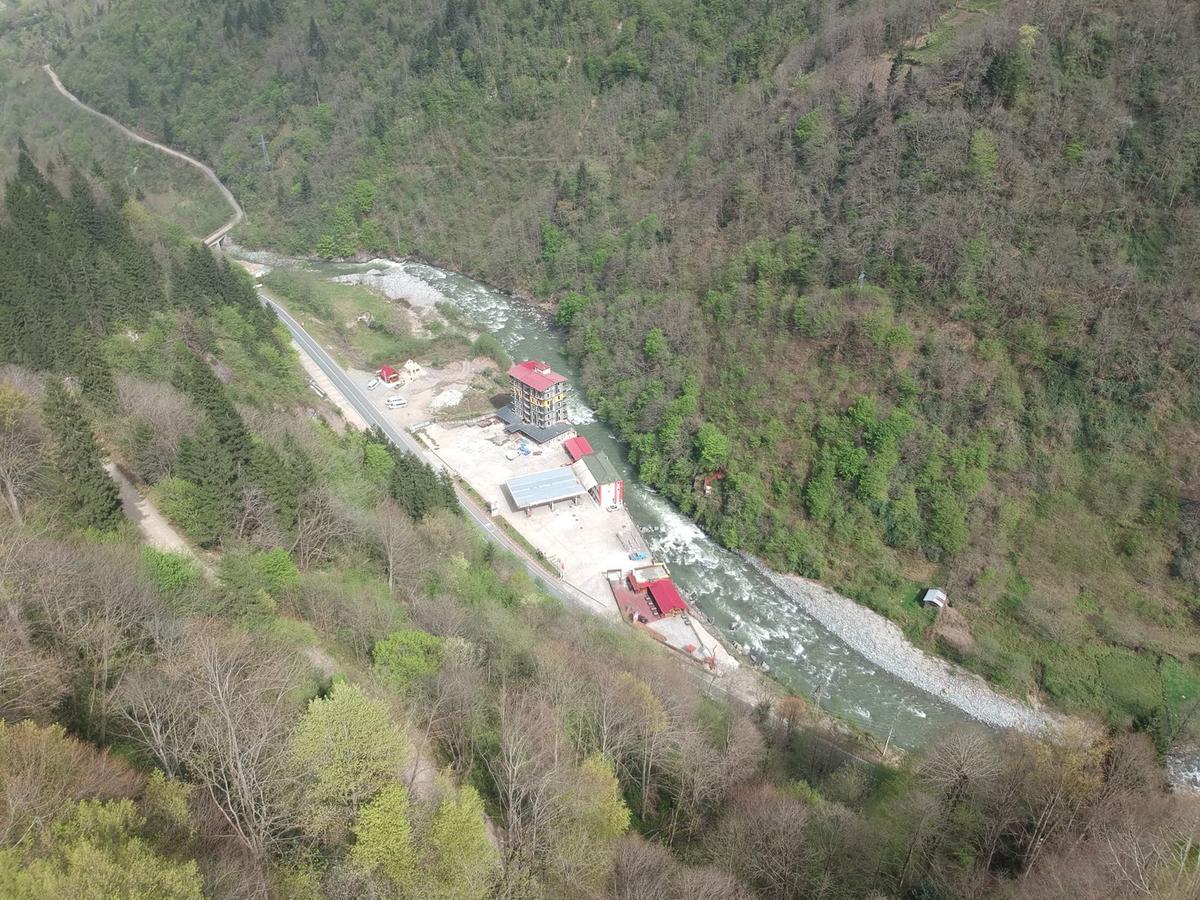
[694,422,731,470]
[257,547,301,594]
[470,332,510,369]
[217,548,300,620]
[1098,648,1162,726]
[263,270,333,319]
[967,626,1035,692]
[142,548,201,595]
[262,617,320,648]
[556,292,589,327]
[643,327,668,360]
[1039,645,1101,709]
[153,477,221,546]
[373,627,444,685]
[924,485,970,558]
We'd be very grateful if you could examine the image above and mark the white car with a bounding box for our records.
[385,396,407,409]
[366,377,380,391]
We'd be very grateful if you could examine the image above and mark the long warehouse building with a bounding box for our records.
[504,467,588,514]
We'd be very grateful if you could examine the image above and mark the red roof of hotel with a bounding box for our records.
[508,360,567,392]
[647,579,687,615]
[563,436,593,461]
[379,364,398,379]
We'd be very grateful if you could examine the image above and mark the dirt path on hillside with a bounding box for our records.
[42,65,243,246]
[104,462,212,573]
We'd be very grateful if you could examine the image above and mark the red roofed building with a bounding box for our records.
[563,435,593,462]
[509,360,567,392]
[378,364,400,384]
[508,360,569,429]
[647,579,687,616]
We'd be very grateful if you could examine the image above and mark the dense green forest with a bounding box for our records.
[2,110,1200,900]
[32,0,1200,735]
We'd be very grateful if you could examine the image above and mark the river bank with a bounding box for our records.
[751,559,1063,734]
[231,248,1075,739]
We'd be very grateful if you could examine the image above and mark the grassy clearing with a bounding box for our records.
[907,0,1008,65]
[262,269,475,372]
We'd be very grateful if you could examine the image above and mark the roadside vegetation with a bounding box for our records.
[4,149,1199,898]
[34,0,1200,742]
[261,269,477,372]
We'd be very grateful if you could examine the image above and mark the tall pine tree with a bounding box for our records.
[387,445,457,520]
[175,353,251,467]
[42,381,122,530]
[175,422,235,546]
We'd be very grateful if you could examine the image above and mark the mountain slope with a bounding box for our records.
[47,0,1200,737]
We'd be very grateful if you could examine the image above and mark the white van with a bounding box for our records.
[385,396,408,410]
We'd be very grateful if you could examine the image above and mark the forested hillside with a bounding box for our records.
[39,0,1200,739]
[8,150,1198,900]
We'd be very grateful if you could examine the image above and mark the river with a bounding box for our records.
[38,55,1190,774]
[231,248,1005,751]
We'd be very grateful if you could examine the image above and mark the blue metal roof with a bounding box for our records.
[504,467,587,509]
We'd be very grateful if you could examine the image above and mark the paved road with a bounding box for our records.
[260,293,611,617]
[262,293,796,725]
[38,61,837,742]
[43,65,244,246]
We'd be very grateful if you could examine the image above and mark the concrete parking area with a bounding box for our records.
[431,419,631,608]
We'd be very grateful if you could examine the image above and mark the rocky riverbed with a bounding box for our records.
[752,559,1063,734]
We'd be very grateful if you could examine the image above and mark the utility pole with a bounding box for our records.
[258,134,270,168]
[814,670,832,713]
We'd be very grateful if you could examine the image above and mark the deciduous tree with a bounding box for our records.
[290,681,408,843]
[350,783,416,884]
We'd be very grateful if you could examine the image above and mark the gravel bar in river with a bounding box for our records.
[751,559,1063,734]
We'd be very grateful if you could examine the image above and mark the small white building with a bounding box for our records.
[920,587,948,610]
[572,450,624,509]
[403,359,424,379]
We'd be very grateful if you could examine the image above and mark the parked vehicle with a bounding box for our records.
[366,377,380,391]
[385,396,407,409]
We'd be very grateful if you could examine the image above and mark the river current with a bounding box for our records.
[238,249,1018,751]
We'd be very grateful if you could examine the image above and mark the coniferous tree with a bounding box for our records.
[1,149,165,372]
[42,381,122,530]
[175,423,235,546]
[67,330,117,411]
[175,354,251,467]
[247,437,312,534]
[387,446,458,520]
[307,17,326,61]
